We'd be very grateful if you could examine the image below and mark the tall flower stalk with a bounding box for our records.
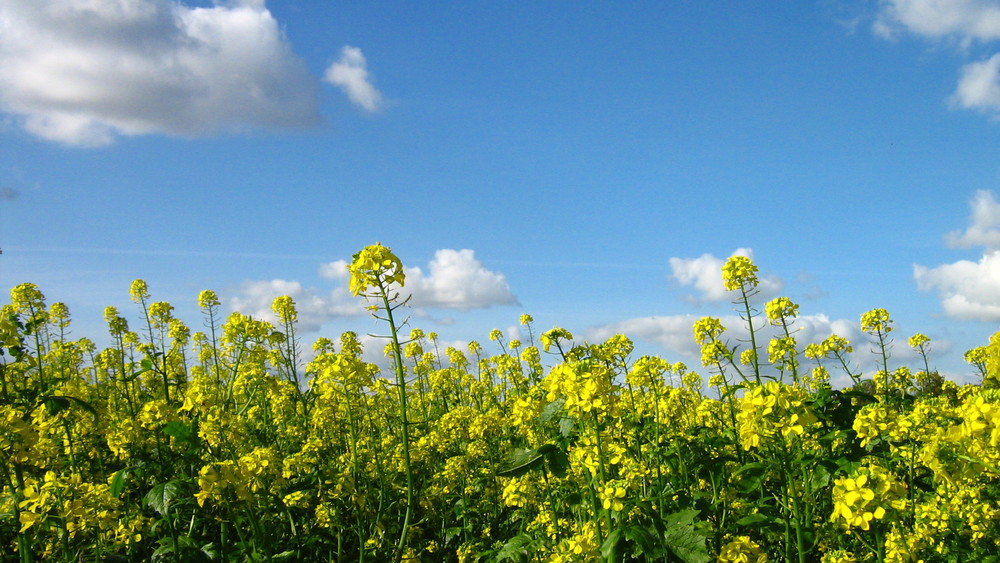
[347,243,414,562]
[722,255,763,385]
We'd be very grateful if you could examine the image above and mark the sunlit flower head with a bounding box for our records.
[347,242,405,296]
[129,279,150,304]
[908,333,929,350]
[861,308,892,335]
[765,296,799,325]
[722,255,759,291]
[271,295,297,325]
[198,290,220,310]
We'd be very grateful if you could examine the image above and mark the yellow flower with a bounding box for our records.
[722,255,759,291]
[271,295,297,325]
[198,289,220,309]
[908,333,930,350]
[830,466,903,531]
[540,327,573,353]
[600,484,626,511]
[692,316,725,345]
[347,242,405,296]
[10,282,46,315]
[129,279,150,304]
[861,308,893,335]
[765,296,799,324]
[718,535,767,562]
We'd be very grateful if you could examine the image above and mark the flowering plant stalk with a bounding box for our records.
[347,243,416,562]
[7,250,1000,561]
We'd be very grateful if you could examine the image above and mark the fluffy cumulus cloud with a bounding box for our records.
[0,1,380,146]
[403,249,518,310]
[669,248,783,303]
[323,46,384,112]
[915,190,1000,321]
[322,249,518,310]
[875,0,1000,118]
[915,253,1000,320]
[229,278,363,333]
[230,248,517,334]
[953,53,1000,115]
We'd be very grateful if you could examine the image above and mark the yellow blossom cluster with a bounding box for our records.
[6,252,1000,562]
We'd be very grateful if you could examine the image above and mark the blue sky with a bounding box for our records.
[3,0,1000,384]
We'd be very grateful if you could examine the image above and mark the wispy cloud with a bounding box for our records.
[874,0,1000,42]
[323,46,385,113]
[945,189,1000,249]
[4,246,330,261]
[0,0,322,146]
[874,0,1000,119]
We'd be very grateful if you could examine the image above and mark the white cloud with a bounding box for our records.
[875,0,1000,42]
[874,1,1000,120]
[952,54,1000,117]
[323,46,384,113]
[318,248,518,310]
[0,0,322,146]
[916,190,1000,321]
[588,314,706,359]
[405,249,518,310]
[668,248,783,303]
[318,259,350,282]
[234,248,516,334]
[915,250,1000,320]
[229,279,363,333]
[945,189,1000,249]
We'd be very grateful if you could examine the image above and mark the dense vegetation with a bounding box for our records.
[3,244,1000,562]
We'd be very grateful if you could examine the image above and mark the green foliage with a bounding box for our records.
[4,253,1000,562]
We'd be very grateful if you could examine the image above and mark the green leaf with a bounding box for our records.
[109,467,134,498]
[735,513,772,527]
[539,397,565,422]
[163,421,195,443]
[662,510,711,563]
[600,528,623,560]
[623,525,659,555]
[733,462,770,493]
[41,395,98,418]
[558,416,575,437]
[121,358,155,383]
[0,318,19,347]
[536,443,559,455]
[144,480,183,516]
[43,396,70,415]
[543,446,570,479]
[496,448,545,477]
[495,533,534,561]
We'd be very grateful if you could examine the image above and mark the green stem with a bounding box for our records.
[740,287,761,385]
[376,282,415,563]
